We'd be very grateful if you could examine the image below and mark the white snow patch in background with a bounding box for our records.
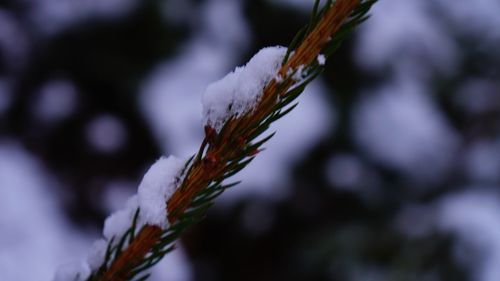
[352,78,459,183]
[0,142,91,281]
[203,0,251,50]
[438,190,500,281]
[86,239,107,271]
[140,0,249,157]
[33,79,78,122]
[148,247,193,281]
[137,156,185,229]
[202,46,286,131]
[101,180,137,213]
[355,0,458,77]
[53,261,91,281]
[86,114,128,153]
[140,43,221,156]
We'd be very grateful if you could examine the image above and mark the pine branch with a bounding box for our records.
[77,1,378,280]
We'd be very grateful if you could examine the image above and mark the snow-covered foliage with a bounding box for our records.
[103,195,140,240]
[102,156,184,242]
[202,46,287,131]
[137,156,185,229]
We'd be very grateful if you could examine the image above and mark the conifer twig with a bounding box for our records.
[79,1,377,280]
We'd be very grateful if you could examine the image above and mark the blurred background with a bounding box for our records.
[1,0,500,280]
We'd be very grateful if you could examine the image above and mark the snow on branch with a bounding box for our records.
[202,46,287,132]
[137,156,185,229]
[54,1,378,280]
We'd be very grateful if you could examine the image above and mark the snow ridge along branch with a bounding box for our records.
[56,1,377,280]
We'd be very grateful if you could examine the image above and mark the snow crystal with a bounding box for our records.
[53,261,90,281]
[103,195,140,240]
[291,65,305,81]
[138,156,185,229]
[317,54,326,65]
[202,46,287,131]
[86,239,107,271]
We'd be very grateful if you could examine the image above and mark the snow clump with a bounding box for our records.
[103,195,141,239]
[103,156,185,238]
[55,155,186,279]
[137,156,186,229]
[202,46,287,131]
